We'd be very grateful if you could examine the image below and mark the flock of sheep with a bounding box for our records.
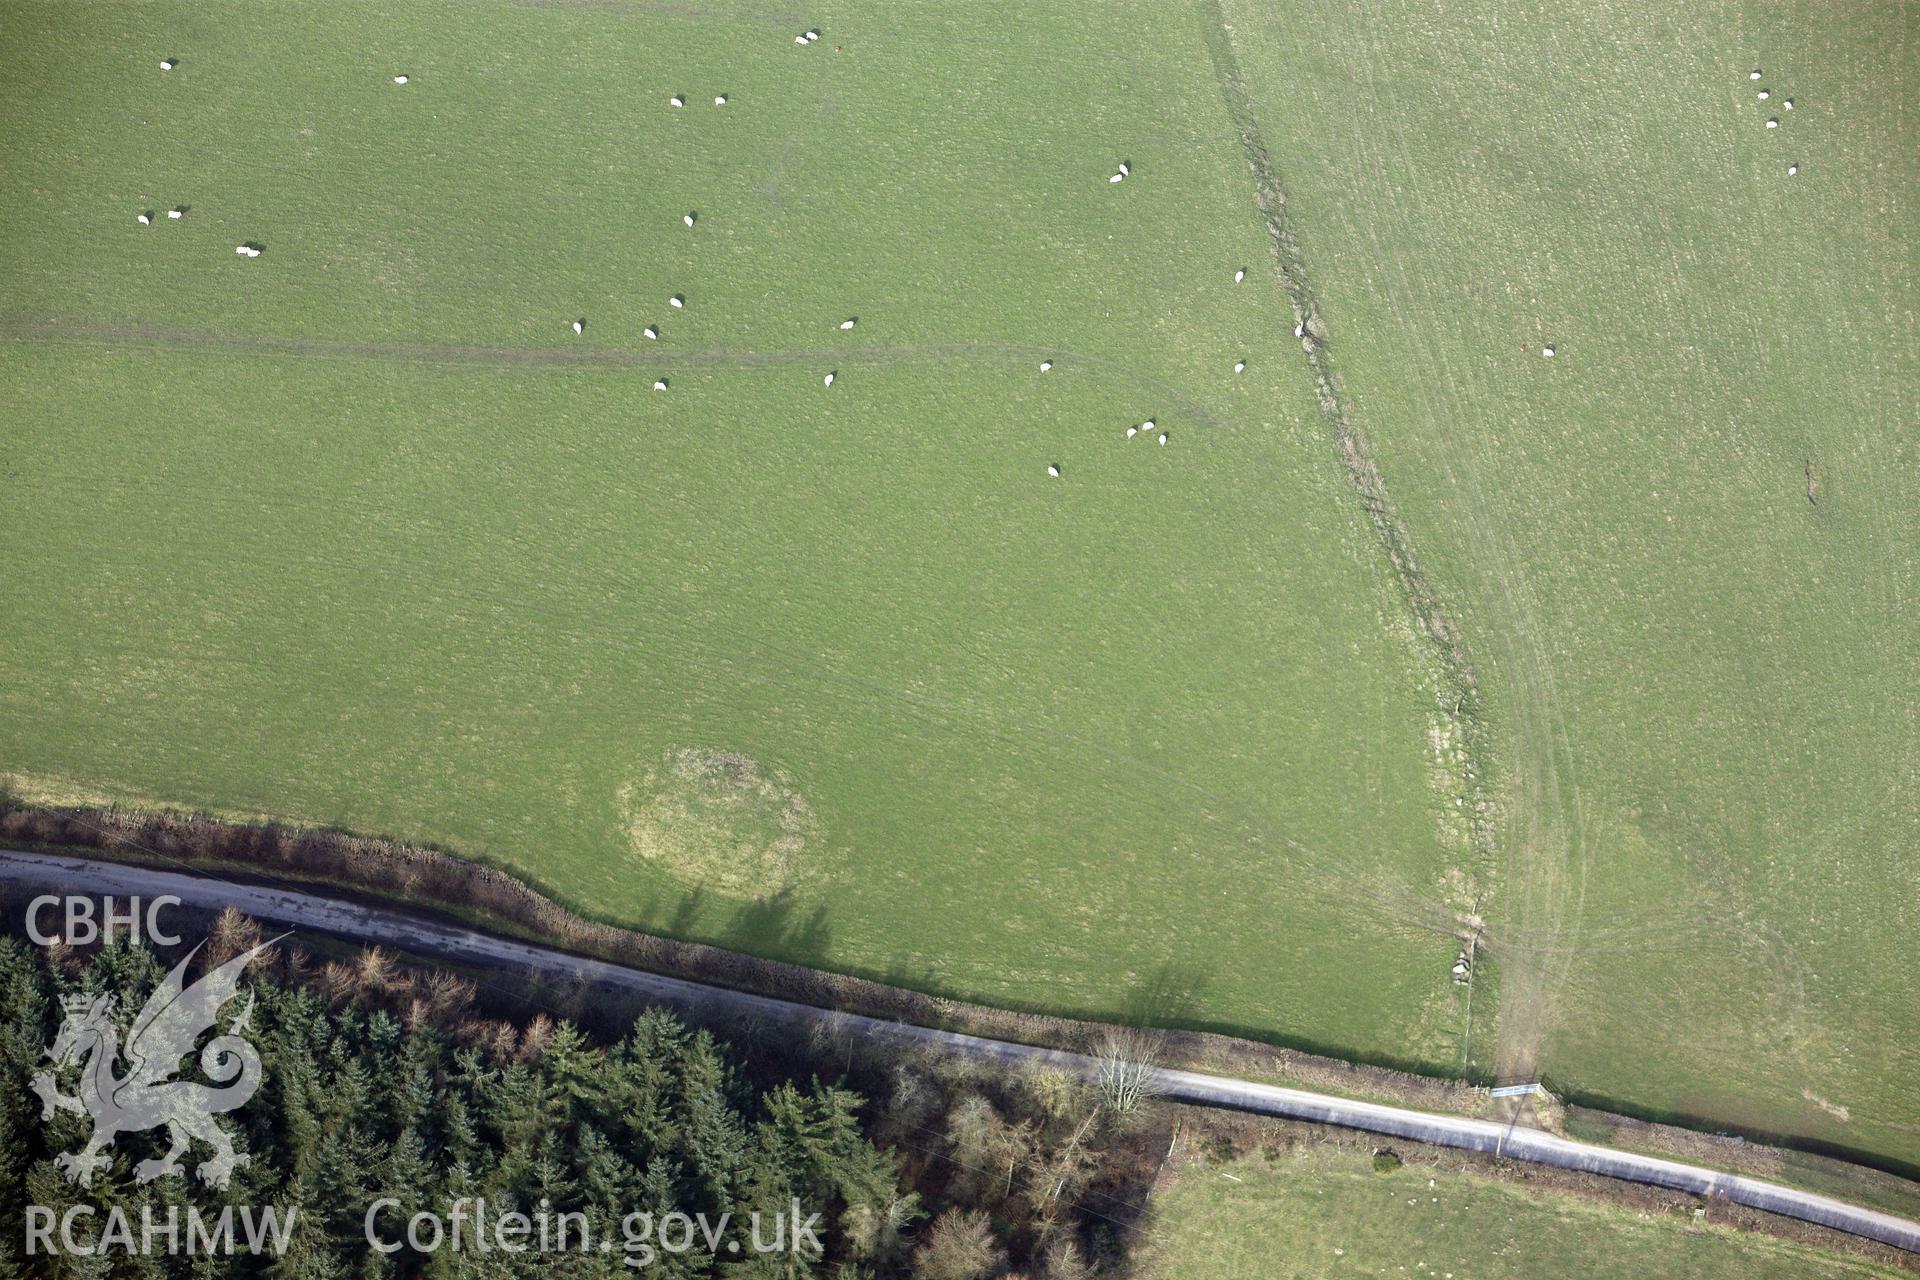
[1749,67,1801,176]
[141,33,1278,483]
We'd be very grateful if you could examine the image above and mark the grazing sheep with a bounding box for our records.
[1046,464,1060,478]
[573,319,584,335]
[1766,118,1779,128]
[160,59,175,70]
[1750,69,1763,80]
[1783,98,1793,110]
[1542,345,1555,358]
[806,29,820,40]
[644,325,659,339]
[235,245,249,254]
[1039,360,1053,372]
[839,318,856,330]
[1109,172,1124,183]
[654,379,668,391]
[823,371,836,386]
[714,95,727,105]
[137,212,153,225]
[1156,432,1167,446]
[1118,162,1130,176]
[1142,418,1155,431]
[1234,268,1246,283]
[394,75,409,85]
[670,95,684,107]
[1294,321,1305,337]
[683,213,696,226]
[795,35,809,44]
[669,294,684,308]
[1758,89,1770,100]
[168,207,184,219]
[1787,163,1799,176]
[1126,426,1137,438]
[1234,360,1246,373]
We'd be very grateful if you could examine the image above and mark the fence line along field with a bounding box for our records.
[0,0,1476,1082]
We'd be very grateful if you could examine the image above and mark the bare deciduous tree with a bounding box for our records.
[913,1207,1001,1280]
[1092,1026,1164,1117]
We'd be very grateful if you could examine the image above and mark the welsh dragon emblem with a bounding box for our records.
[30,936,284,1189]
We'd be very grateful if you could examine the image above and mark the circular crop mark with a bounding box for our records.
[618,748,825,894]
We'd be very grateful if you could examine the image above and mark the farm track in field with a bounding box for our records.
[0,316,1226,427]
[1197,3,1502,1059]
[1327,0,1594,1086]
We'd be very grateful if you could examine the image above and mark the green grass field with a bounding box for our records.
[0,0,1473,1073]
[1134,1148,1909,1279]
[1,0,1913,1174]
[1221,0,1918,1167]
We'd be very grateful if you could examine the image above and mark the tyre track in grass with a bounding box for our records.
[0,317,1227,428]
[1335,0,1591,1092]
[1196,1,1499,1047]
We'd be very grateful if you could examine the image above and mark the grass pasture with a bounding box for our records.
[1,0,1914,1179]
[0,2,1471,1072]
[1134,1148,1908,1280]
[1219,0,1918,1167]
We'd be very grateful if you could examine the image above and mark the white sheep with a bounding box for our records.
[839,318,856,330]
[394,75,409,85]
[168,207,184,219]
[1142,418,1155,431]
[670,95,684,107]
[1294,321,1305,337]
[1766,118,1778,128]
[1758,89,1770,100]
[1234,360,1246,373]
[669,294,684,308]
[1542,345,1555,358]
[235,245,249,254]
[573,320,584,335]
[714,95,727,106]
[160,59,175,70]
[1039,360,1053,372]
[795,34,808,44]
[1046,464,1060,477]
[1234,268,1246,283]
[1109,172,1124,184]
[1157,432,1167,446]
[654,379,668,391]
[1118,162,1130,176]
[823,371,835,386]
[1750,69,1763,80]
[1783,99,1793,110]
[806,29,820,40]
[136,213,151,225]
[1787,164,1799,176]
[683,213,696,227]
[1126,426,1137,438]
[644,325,659,339]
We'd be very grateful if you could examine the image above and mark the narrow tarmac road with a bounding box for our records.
[4,849,1914,1253]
